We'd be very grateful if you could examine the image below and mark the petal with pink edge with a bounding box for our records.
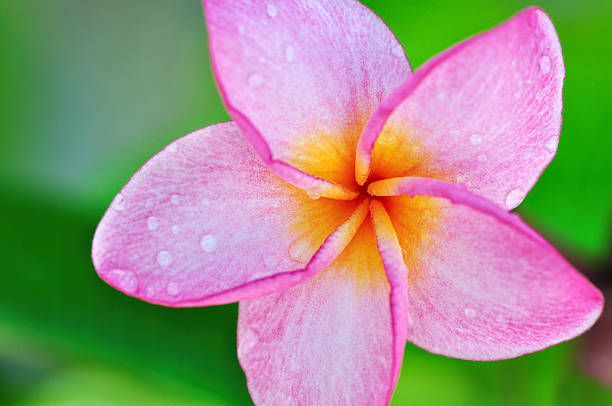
[92,122,364,306]
[205,0,411,192]
[370,177,603,360]
[369,200,409,403]
[357,7,564,208]
[238,220,396,405]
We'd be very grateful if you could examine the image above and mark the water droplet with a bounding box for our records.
[495,315,504,323]
[477,153,487,162]
[202,198,211,207]
[545,137,557,152]
[539,55,551,74]
[289,238,311,264]
[145,200,153,209]
[172,225,180,236]
[166,282,180,296]
[306,190,321,200]
[266,3,278,17]
[505,188,525,209]
[436,92,446,101]
[147,216,159,231]
[200,234,218,253]
[114,194,126,210]
[248,73,263,87]
[168,143,178,152]
[284,45,295,62]
[237,24,245,35]
[513,91,521,99]
[157,250,173,266]
[456,175,467,184]
[170,195,180,205]
[110,270,138,293]
[469,134,482,145]
[464,308,477,318]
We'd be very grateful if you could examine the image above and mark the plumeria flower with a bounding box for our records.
[92,1,604,404]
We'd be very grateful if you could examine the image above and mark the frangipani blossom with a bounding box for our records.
[92,1,603,405]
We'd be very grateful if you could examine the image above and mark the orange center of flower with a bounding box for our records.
[278,122,450,285]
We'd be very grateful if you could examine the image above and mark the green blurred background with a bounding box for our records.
[1,0,610,404]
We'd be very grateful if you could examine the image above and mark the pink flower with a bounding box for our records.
[92,1,604,404]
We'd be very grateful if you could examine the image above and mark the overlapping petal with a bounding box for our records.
[369,200,409,403]
[357,7,564,209]
[369,177,604,360]
[204,0,411,193]
[238,219,395,405]
[92,122,366,307]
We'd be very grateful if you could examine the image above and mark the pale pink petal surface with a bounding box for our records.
[370,177,603,360]
[357,7,564,209]
[369,200,409,403]
[92,122,365,306]
[238,220,395,405]
[205,0,411,193]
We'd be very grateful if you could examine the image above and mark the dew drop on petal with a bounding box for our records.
[545,137,557,152]
[307,190,321,200]
[166,282,180,296]
[170,195,181,205]
[172,225,180,236]
[539,55,551,74]
[469,134,482,145]
[237,24,245,35]
[110,270,138,294]
[157,250,173,266]
[464,308,477,318]
[168,143,178,152]
[505,188,525,210]
[284,45,295,62]
[114,194,126,210]
[202,198,211,207]
[477,153,487,162]
[200,234,218,253]
[266,3,278,17]
[248,73,263,87]
[289,238,312,264]
[147,216,159,231]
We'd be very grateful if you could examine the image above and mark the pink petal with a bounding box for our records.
[238,220,395,405]
[92,122,367,306]
[369,200,409,403]
[369,176,603,360]
[204,0,411,193]
[357,7,564,208]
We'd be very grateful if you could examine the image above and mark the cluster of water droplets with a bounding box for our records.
[109,189,222,299]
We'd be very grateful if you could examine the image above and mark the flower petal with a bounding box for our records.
[369,176,603,360]
[357,7,564,209]
[92,122,366,306]
[204,0,411,193]
[369,200,409,403]
[238,219,395,405]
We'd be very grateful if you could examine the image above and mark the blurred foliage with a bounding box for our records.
[0,0,610,405]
